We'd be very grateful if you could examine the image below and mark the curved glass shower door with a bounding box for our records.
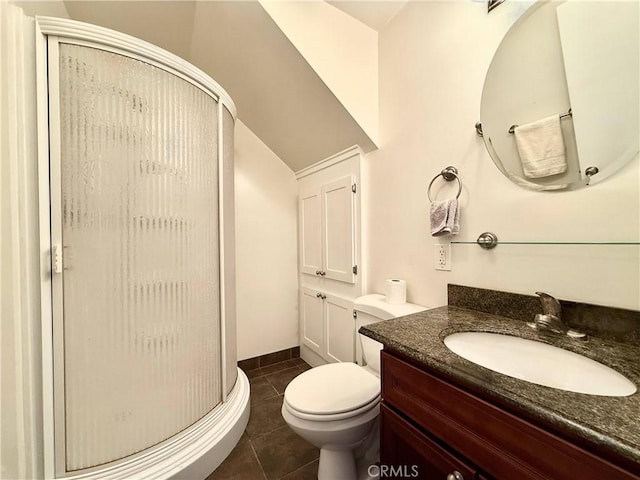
[51,43,222,471]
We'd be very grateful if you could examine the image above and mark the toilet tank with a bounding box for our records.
[354,294,428,373]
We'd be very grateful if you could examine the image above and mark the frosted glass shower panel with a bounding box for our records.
[58,44,221,470]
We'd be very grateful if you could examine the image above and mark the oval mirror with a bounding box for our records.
[480,0,639,191]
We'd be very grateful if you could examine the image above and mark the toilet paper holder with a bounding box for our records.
[427,166,462,202]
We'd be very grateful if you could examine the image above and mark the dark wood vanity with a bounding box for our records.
[380,348,640,480]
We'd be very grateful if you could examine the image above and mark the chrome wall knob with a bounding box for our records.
[476,232,498,249]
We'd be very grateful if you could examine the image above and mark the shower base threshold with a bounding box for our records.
[59,368,250,480]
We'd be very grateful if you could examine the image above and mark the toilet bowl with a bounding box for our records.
[282,294,427,480]
[282,363,381,480]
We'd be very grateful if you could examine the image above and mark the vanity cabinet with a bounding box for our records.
[299,175,356,284]
[300,286,354,363]
[381,350,640,480]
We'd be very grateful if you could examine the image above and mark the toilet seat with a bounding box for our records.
[283,394,380,422]
[284,363,380,419]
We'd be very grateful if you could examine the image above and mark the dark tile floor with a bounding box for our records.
[206,357,319,480]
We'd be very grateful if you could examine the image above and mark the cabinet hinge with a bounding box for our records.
[353,310,357,319]
[353,265,358,275]
[352,183,357,193]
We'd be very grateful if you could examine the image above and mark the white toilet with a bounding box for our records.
[282,294,427,480]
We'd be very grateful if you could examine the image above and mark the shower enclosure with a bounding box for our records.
[35,17,248,479]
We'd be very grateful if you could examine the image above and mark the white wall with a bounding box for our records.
[365,0,640,311]
[234,119,299,360]
[1,5,46,479]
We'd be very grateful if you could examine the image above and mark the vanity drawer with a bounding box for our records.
[381,404,485,480]
[381,350,639,480]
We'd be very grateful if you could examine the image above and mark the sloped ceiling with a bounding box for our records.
[190,2,376,172]
[63,0,377,172]
[326,1,407,32]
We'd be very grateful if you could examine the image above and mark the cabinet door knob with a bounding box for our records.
[316,292,322,298]
[320,271,326,276]
[447,472,464,480]
[315,270,322,275]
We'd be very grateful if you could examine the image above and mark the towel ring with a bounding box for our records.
[427,166,462,202]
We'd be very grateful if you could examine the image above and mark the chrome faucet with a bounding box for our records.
[536,292,562,319]
[527,292,586,339]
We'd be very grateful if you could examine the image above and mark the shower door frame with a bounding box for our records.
[35,17,237,479]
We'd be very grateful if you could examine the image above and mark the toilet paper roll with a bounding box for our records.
[385,279,407,305]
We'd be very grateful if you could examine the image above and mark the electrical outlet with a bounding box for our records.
[435,244,451,271]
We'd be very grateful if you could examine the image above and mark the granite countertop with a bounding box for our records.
[360,305,640,466]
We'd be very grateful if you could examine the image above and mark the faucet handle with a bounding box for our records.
[535,292,561,317]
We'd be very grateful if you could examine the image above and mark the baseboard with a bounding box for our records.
[237,346,300,372]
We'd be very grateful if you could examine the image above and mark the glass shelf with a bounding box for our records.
[451,241,640,245]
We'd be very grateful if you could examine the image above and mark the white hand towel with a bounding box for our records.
[430,198,460,237]
[514,114,567,178]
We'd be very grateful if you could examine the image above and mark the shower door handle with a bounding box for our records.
[52,245,71,273]
[53,245,64,273]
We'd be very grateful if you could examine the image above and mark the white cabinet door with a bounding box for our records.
[300,286,324,356]
[299,190,323,276]
[325,294,355,363]
[322,177,355,283]
[300,288,355,364]
[298,176,355,283]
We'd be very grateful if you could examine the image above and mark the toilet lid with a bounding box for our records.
[284,363,380,415]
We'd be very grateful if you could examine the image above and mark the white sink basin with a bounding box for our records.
[443,332,636,397]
